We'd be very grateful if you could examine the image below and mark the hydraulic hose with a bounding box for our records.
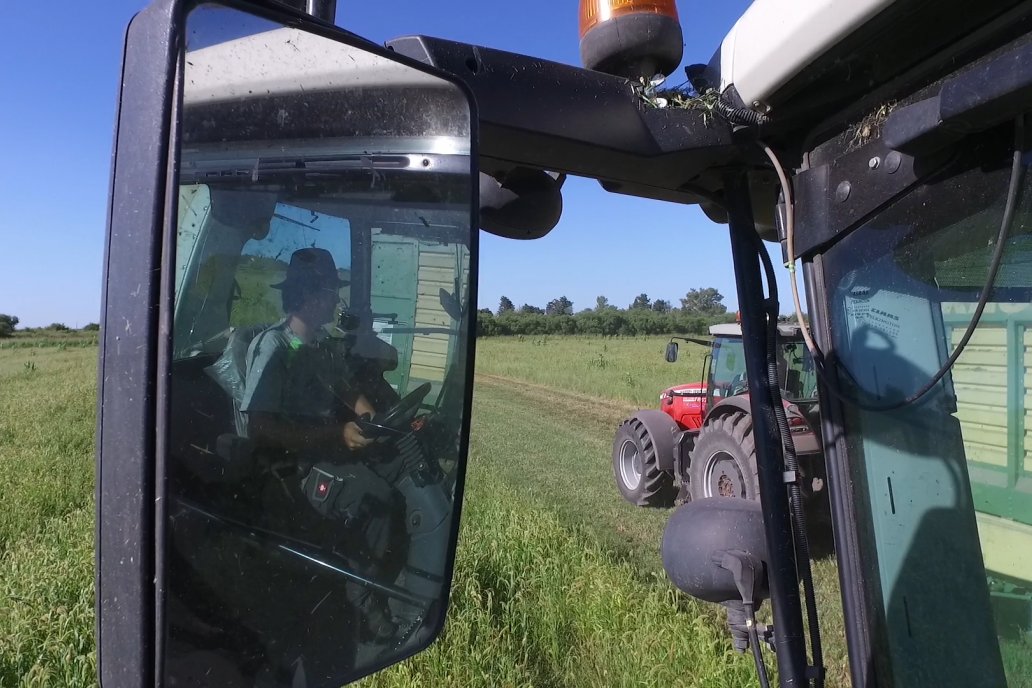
[747,602,773,688]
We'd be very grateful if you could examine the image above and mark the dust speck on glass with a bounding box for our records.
[166,4,473,686]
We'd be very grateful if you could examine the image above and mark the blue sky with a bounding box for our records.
[1,0,789,328]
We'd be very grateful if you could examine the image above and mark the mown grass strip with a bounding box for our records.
[363,469,763,688]
[475,336,709,409]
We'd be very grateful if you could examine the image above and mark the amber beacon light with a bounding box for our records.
[578,0,683,80]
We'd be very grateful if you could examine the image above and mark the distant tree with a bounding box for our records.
[0,314,18,338]
[83,323,101,332]
[545,295,574,316]
[595,295,615,311]
[497,296,515,315]
[629,293,651,310]
[651,299,671,313]
[48,323,70,331]
[476,310,497,336]
[519,304,544,315]
[680,288,727,316]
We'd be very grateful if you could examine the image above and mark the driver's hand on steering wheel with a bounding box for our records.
[342,421,373,451]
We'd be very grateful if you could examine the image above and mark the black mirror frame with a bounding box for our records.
[98,3,480,685]
[664,340,678,363]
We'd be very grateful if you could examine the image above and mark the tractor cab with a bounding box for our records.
[661,322,819,431]
[710,322,815,401]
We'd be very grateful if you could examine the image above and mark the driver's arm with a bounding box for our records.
[242,338,374,452]
[341,393,375,451]
[249,412,363,451]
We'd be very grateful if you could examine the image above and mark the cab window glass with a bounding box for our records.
[821,136,1032,687]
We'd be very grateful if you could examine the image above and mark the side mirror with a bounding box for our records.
[662,499,770,651]
[478,167,565,239]
[439,287,463,321]
[665,341,679,362]
[99,3,476,686]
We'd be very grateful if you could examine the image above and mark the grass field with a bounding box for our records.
[0,345,96,686]
[0,334,839,687]
[472,335,711,408]
[3,334,1025,687]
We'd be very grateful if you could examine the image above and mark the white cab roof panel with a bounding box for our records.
[716,0,895,111]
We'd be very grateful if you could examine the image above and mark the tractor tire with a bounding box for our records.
[689,412,760,501]
[612,417,676,508]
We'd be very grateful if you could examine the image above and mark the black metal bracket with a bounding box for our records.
[788,139,925,260]
[386,35,756,208]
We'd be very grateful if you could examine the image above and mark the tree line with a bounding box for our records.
[0,314,100,338]
[477,289,733,337]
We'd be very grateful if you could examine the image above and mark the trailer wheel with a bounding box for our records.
[690,412,760,501]
[612,417,676,507]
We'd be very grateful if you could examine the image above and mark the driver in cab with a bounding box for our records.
[242,247,374,454]
[240,247,401,641]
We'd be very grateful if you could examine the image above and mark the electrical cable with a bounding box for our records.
[753,230,825,688]
[761,114,1027,412]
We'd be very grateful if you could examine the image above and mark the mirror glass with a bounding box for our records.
[665,341,678,362]
[165,4,474,686]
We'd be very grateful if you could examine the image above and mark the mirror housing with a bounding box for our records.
[100,2,477,685]
[478,167,564,239]
[665,341,679,362]
[661,498,769,605]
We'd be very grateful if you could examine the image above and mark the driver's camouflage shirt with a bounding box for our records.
[241,319,358,426]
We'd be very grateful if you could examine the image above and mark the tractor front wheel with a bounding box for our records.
[612,417,676,507]
[689,412,760,501]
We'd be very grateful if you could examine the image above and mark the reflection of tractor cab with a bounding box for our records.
[613,322,824,509]
[152,22,476,685]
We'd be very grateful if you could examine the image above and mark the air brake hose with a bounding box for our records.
[755,232,825,688]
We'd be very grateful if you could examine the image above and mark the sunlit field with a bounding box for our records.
[0,333,864,687]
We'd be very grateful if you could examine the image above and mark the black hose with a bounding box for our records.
[747,602,773,688]
[755,233,825,688]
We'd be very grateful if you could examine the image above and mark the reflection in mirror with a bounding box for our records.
[166,4,473,686]
[665,341,678,363]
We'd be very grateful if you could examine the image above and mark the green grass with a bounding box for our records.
[0,330,99,350]
[0,508,95,687]
[362,466,761,688]
[3,334,1030,687]
[475,335,709,408]
[0,346,96,551]
[0,345,97,685]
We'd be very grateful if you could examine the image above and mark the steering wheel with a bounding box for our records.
[356,382,432,438]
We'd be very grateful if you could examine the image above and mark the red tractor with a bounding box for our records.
[613,322,825,509]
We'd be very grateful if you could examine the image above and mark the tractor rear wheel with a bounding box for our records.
[612,417,676,507]
[689,412,760,501]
